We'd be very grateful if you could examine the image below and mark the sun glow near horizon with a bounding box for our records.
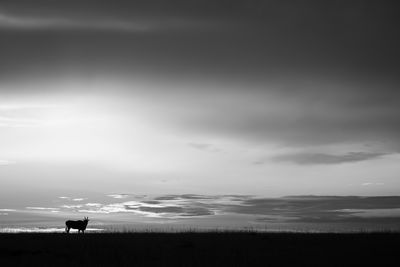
[0,80,186,172]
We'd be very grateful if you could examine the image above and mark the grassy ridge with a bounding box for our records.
[1,232,399,266]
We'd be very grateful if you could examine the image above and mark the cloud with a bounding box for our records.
[154,194,221,201]
[19,194,400,224]
[0,12,151,32]
[0,208,17,216]
[165,78,400,152]
[1,2,399,154]
[362,182,384,186]
[0,11,219,33]
[0,117,41,128]
[61,205,83,209]
[58,196,87,201]
[59,194,245,218]
[230,196,400,223]
[270,152,387,165]
[85,203,102,207]
[120,197,217,217]
[0,104,61,110]
[107,194,130,199]
[137,206,213,216]
[154,195,181,201]
[0,160,16,165]
[26,207,59,211]
[72,198,86,201]
[0,103,64,128]
[339,208,400,218]
[188,142,220,152]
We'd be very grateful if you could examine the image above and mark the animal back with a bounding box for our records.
[66,220,87,230]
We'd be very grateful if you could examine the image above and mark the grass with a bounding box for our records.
[1,231,400,266]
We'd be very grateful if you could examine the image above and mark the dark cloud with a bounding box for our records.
[137,206,213,217]
[270,152,388,165]
[180,194,216,200]
[1,1,399,150]
[141,200,161,205]
[40,194,400,225]
[136,206,184,214]
[135,194,400,223]
[173,82,400,150]
[121,195,218,217]
[1,0,399,79]
[230,196,400,223]
[154,195,181,201]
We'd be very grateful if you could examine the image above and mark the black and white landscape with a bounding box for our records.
[1,1,400,265]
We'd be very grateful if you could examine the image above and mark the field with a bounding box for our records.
[1,232,399,266]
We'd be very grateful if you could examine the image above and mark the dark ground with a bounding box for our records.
[0,232,399,266]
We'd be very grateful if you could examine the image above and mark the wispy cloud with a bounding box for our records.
[107,194,130,199]
[0,209,17,212]
[25,194,400,224]
[0,12,216,33]
[26,207,59,213]
[188,142,220,152]
[75,200,215,218]
[271,152,387,165]
[0,208,16,215]
[0,160,16,165]
[339,208,400,218]
[58,196,87,201]
[72,198,86,202]
[362,182,385,186]
[0,103,62,128]
[26,207,59,211]
[0,116,42,128]
[59,194,248,218]
[61,205,83,209]
[232,196,400,223]
[0,104,62,110]
[85,203,102,207]
[0,12,151,32]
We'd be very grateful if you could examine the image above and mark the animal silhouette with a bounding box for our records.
[65,217,89,234]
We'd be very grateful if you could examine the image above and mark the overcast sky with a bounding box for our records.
[1,0,400,208]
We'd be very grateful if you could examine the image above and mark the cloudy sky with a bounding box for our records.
[1,1,400,226]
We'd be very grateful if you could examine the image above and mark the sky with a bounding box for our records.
[1,1,400,230]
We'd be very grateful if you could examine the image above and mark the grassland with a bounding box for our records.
[1,232,399,266]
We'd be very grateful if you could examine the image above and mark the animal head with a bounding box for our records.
[84,217,89,223]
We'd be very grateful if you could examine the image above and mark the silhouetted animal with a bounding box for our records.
[65,217,89,234]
